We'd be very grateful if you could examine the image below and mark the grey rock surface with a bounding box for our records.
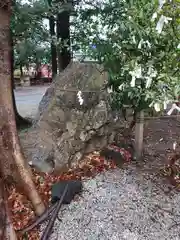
[21,62,123,173]
[40,167,180,240]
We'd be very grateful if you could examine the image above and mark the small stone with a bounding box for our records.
[51,180,83,204]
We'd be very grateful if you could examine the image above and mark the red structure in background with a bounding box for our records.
[39,64,52,78]
[30,64,52,85]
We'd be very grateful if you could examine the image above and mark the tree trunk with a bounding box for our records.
[56,11,71,72]
[10,30,31,128]
[0,179,17,240]
[49,15,57,78]
[10,33,15,90]
[0,3,45,217]
[0,179,6,240]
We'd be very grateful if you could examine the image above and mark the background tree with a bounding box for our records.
[56,3,71,71]
[74,0,180,158]
[12,0,50,71]
[76,0,179,109]
[47,0,58,77]
[12,0,76,80]
[47,0,75,72]
[11,0,50,127]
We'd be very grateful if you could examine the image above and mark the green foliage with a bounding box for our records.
[11,0,48,43]
[75,0,180,112]
[14,40,51,67]
[11,0,50,69]
[11,0,75,71]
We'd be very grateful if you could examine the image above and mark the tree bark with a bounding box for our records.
[49,15,57,78]
[10,31,31,128]
[10,34,15,90]
[0,3,45,217]
[0,179,6,240]
[56,11,71,71]
[0,179,17,240]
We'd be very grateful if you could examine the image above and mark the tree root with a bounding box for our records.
[0,179,17,240]
[18,202,58,235]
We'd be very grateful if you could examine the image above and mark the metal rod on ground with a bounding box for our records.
[134,110,144,160]
[40,184,68,240]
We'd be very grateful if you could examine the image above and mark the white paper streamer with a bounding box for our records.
[167,103,180,115]
[118,84,124,90]
[151,12,158,22]
[145,77,152,88]
[132,35,136,44]
[163,101,168,110]
[107,86,113,93]
[130,76,136,87]
[154,103,161,112]
[129,66,142,87]
[156,15,172,34]
[145,66,157,88]
[138,39,143,49]
[77,91,84,105]
[158,0,166,10]
[138,39,151,49]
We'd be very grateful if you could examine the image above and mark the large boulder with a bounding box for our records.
[21,62,123,173]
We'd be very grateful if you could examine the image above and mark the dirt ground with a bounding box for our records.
[137,117,180,193]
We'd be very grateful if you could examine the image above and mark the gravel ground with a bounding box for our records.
[40,119,180,240]
[40,166,180,240]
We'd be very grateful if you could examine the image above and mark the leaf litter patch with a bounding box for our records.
[8,144,131,240]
